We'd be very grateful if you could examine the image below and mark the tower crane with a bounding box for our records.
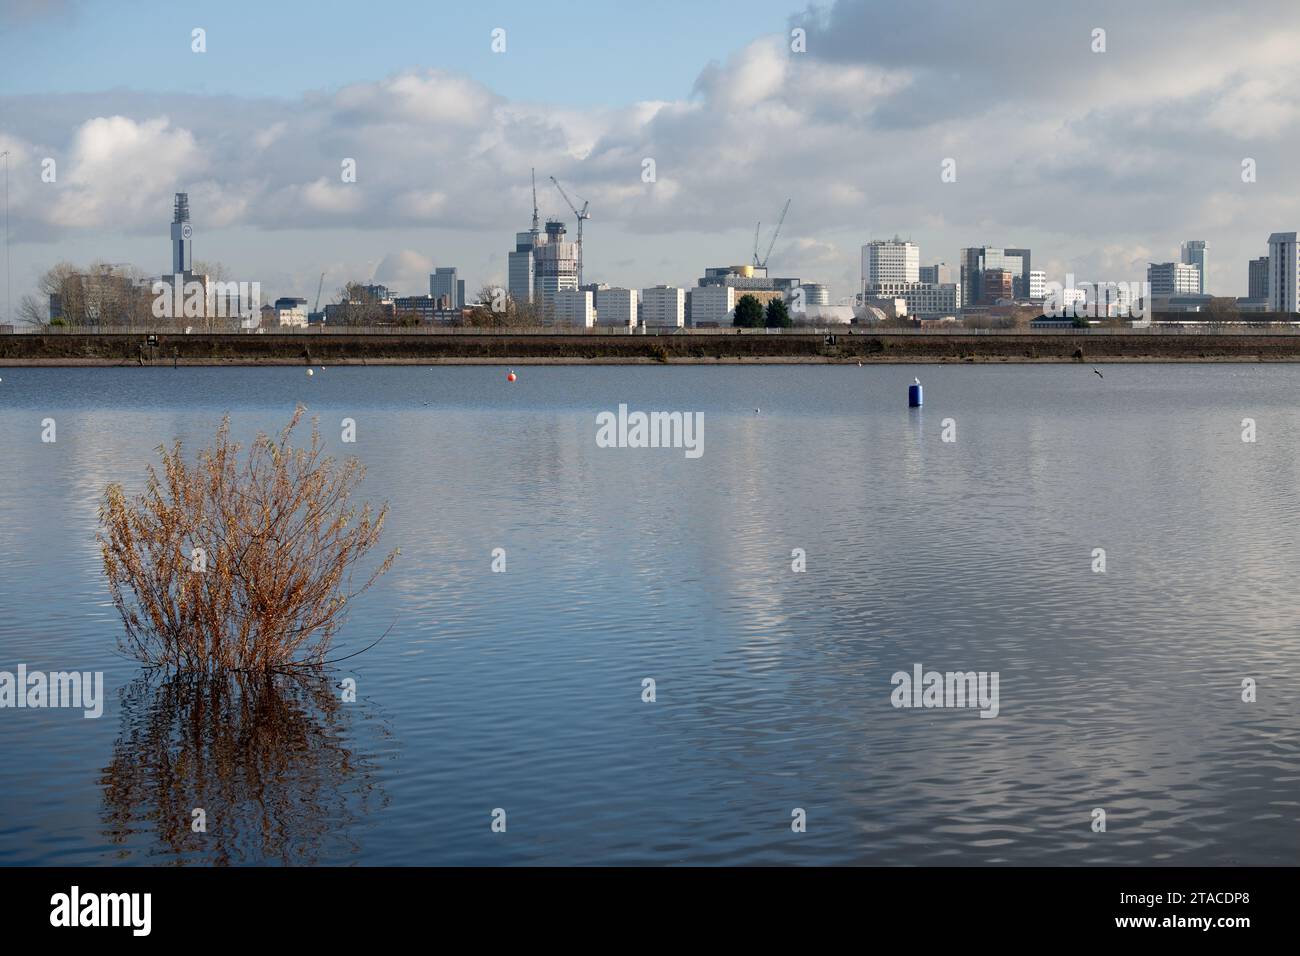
[531,168,540,238]
[550,175,591,288]
[313,272,325,315]
[755,199,791,270]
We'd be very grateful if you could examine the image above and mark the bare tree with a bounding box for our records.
[463,283,543,328]
[16,293,47,328]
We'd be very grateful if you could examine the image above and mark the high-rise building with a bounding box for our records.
[170,192,192,275]
[641,285,685,328]
[862,238,920,287]
[595,287,637,327]
[1180,240,1208,294]
[863,246,958,316]
[687,285,735,326]
[959,246,1032,305]
[533,220,579,315]
[1147,261,1201,297]
[980,269,1014,304]
[1268,232,1300,313]
[430,267,464,309]
[508,231,535,305]
[1249,256,1270,300]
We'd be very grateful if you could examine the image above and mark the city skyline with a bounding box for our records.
[3,0,1300,312]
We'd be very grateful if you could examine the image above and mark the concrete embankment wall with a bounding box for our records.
[5,332,1300,365]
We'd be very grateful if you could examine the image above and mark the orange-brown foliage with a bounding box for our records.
[98,405,397,671]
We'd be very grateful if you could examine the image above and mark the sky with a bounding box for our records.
[2,0,1300,315]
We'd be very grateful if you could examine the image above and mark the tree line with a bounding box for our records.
[732,294,792,328]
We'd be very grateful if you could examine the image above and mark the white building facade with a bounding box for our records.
[687,285,735,326]
[864,281,960,317]
[641,286,686,327]
[862,238,920,287]
[552,289,595,328]
[595,288,637,327]
[1029,270,1046,299]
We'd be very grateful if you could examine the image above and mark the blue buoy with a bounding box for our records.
[908,377,923,407]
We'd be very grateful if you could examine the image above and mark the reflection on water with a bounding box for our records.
[99,671,386,865]
[2,365,1300,864]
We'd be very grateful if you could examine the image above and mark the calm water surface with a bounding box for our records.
[1,364,1298,865]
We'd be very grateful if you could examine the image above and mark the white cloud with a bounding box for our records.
[49,116,202,228]
[7,0,1300,301]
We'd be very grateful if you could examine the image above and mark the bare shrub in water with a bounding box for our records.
[98,405,397,671]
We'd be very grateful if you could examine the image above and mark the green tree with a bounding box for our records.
[765,297,792,328]
[733,294,763,328]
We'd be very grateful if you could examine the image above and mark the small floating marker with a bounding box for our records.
[908,377,922,407]
[307,368,314,377]
[507,370,517,382]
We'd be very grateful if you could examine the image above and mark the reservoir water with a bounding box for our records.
[1,363,1297,865]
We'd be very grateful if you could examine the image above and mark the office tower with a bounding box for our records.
[430,267,462,309]
[1248,256,1269,300]
[959,246,1031,305]
[1147,261,1201,297]
[1268,232,1300,313]
[508,232,535,304]
[1180,240,1208,294]
[533,220,579,314]
[862,238,920,287]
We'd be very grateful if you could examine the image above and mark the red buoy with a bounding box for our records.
[507,371,517,382]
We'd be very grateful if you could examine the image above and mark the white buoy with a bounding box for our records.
[307,368,314,377]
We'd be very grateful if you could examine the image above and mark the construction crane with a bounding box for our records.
[313,272,325,315]
[531,168,540,238]
[550,175,591,288]
[754,199,791,270]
